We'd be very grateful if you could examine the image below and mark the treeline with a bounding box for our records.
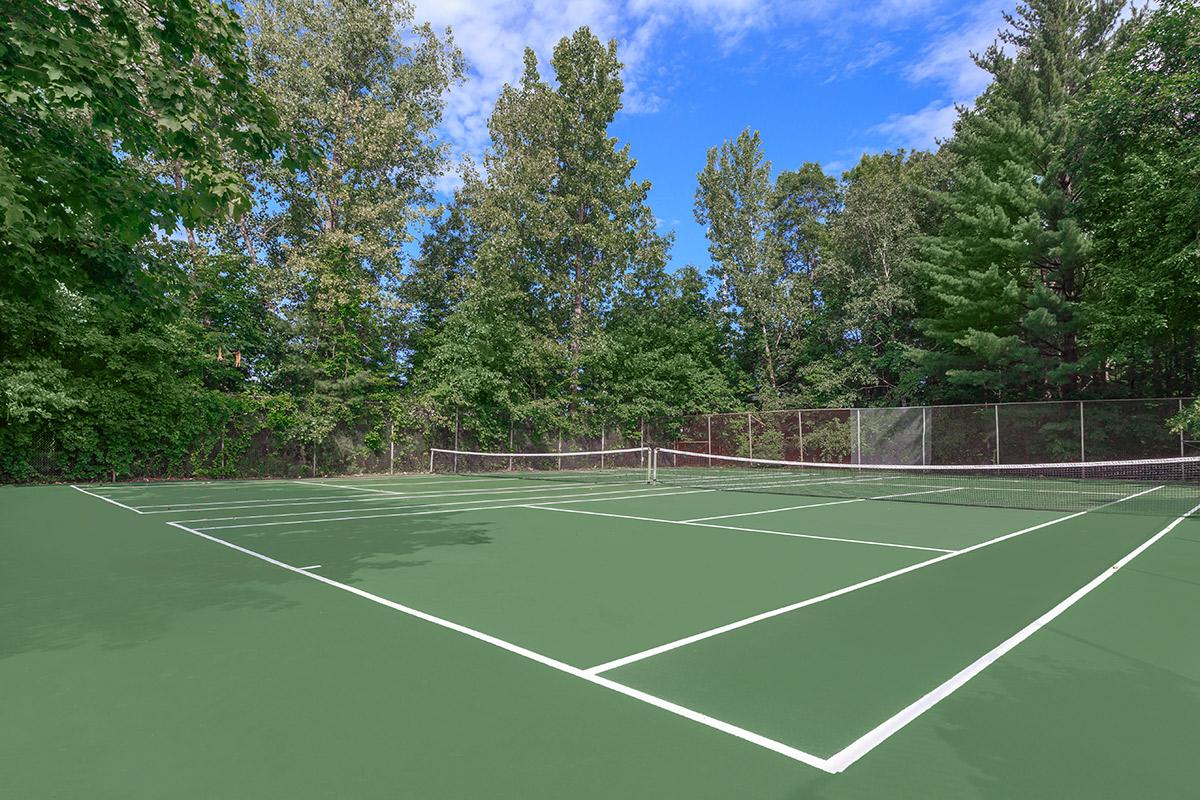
[1,0,1198,480]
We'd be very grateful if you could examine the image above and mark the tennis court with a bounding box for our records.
[5,448,1200,798]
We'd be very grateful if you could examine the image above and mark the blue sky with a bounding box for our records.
[412,0,1012,270]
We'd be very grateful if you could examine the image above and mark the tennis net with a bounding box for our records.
[652,448,1200,515]
[430,447,653,484]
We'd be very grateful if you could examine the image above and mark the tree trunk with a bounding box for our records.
[760,322,778,391]
[238,214,258,262]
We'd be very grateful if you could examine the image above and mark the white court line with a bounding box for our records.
[305,477,500,489]
[70,485,144,513]
[143,479,650,514]
[581,484,1165,675]
[526,506,954,554]
[536,489,715,506]
[162,520,833,772]
[294,479,647,500]
[74,476,1175,773]
[177,485,672,524]
[192,486,684,530]
[298,564,322,571]
[294,480,403,495]
[138,493,404,510]
[684,487,965,523]
[822,496,1200,773]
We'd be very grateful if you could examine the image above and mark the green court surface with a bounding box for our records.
[4,473,1200,798]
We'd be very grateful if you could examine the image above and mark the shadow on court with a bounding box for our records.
[0,486,493,659]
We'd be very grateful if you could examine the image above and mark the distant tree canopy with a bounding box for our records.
[1,0,1198,479]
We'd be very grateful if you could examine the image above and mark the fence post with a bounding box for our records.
[1079,400,1086,462]
[922,406,928,466]
[798,410,804,461]
[1181,399,1186,458]
[640,417,646,471]
[994,404,1001,464]
[854,409,862,464]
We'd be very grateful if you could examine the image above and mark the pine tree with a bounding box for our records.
[913,0,1129,400]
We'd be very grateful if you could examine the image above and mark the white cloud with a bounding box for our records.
[861,2,1010,150]
[415,2,948,158]
[411,1,1013,179]
[871,100,961,148]
[903,3,1008,97]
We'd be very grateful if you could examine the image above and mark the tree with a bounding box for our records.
[913,0,1130,401]
[234,0,462,456]
[1078,0,1200,396]
[818,150,947,404]
[0,0,285,479]
[696,129,806,404]
[412,28,671,435]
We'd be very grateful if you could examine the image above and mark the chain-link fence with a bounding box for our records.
[667,398,1198,466]
[14,406,666,483]
[13,397,1197,483]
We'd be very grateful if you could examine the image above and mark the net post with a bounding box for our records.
[454,411,460,474]
[747,411,753,459]
[428,448,434,474]
[508,419,514,471]
[1181,399,1186,458]
[389,418,395,475]
[557,431,562,471]
[601,428,606,470]
[648,447,655,483]
[993,404,1000,464]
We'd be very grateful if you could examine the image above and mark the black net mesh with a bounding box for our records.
[654,448,1200,516]
[430,447,652,484]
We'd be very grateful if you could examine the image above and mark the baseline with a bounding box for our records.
[70,485,144,513]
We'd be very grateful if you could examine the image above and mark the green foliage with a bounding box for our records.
[407,28,717,443]
[4,2,1199,481]
[1078,0,1200,395]
[695,129,799,398]
[912,0,1129,400]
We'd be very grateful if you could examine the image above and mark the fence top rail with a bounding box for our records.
[690,396,1197,420]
